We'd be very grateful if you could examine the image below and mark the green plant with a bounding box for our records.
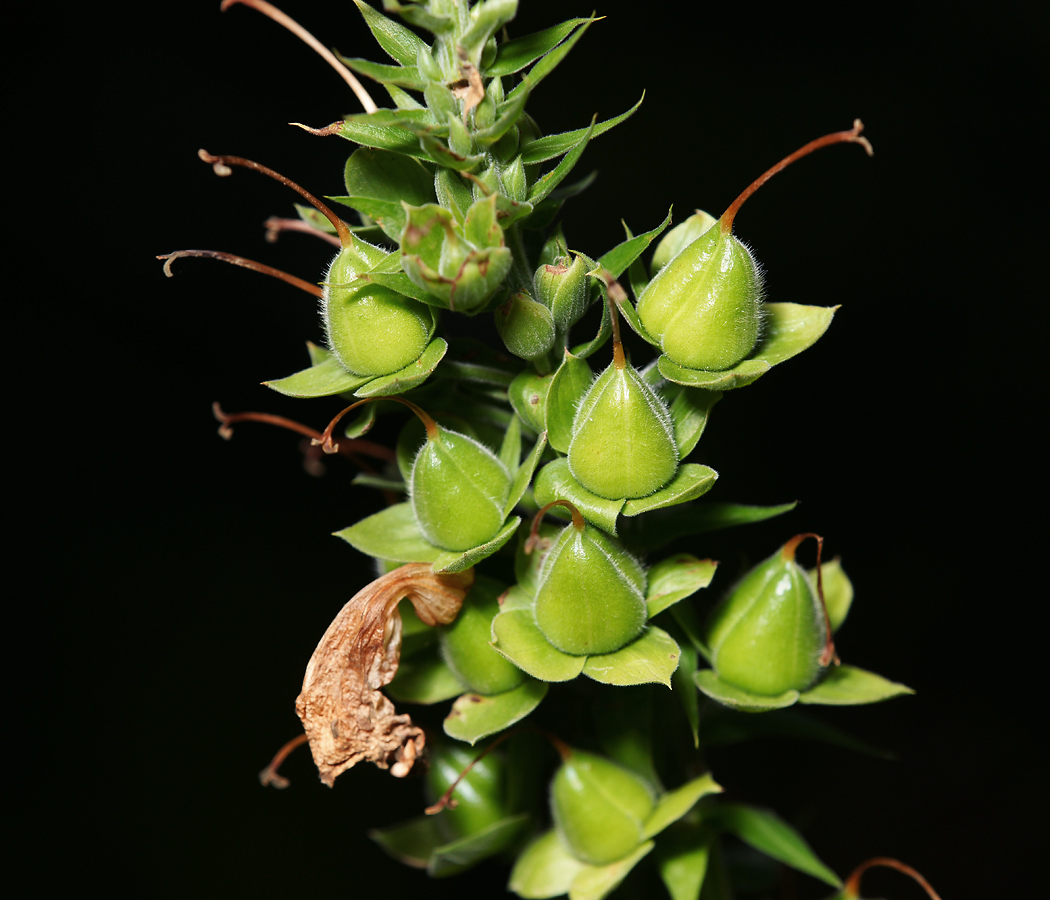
[163,1,942,897]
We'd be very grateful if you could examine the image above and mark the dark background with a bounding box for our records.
[51,1,1040,896]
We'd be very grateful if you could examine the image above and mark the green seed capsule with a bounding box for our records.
[440,576,525,695]
[705,535,829,695]
[427,741,506,839]
[411,427,511,552]
[533,506,646,655]
[649,209,719,277]
[550,750,654,865]
[567,359,679,500]
[323,249,433,376]
[534,253,590,330]
[636,225,763,372]
[494,290,556,361]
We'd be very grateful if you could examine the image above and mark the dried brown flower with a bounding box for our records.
[295,563,474,786]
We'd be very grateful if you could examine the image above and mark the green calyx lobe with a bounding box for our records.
[323,248,432,376]
[551,749,654,865]
[440,576,525,695]
[533,507,646,655]
[636,224,763,372]
[567,359,678,500]
[411,425,511,552]
[705,536,828,695]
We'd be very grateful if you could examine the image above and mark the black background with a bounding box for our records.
[45,1,1040,897]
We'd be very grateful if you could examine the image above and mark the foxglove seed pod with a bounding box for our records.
[427,741,506,838]
[494,291,556,361]
[532,502,647,655]
[649,209,719,277]
[411,426,511,552]
[440,576,525,695]
[550,749,654,865]
[534,254,590,329]
[705,534,832,696]
[636,225,764,372]
[324,250,433,376]
[567,359,679,500]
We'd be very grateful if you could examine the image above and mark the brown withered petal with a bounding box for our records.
[295,563,474,786]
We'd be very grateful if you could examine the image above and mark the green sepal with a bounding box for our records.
[533,459,625,535]
[505,431,548,519]
[332,148,436,240]
[621,464,719,517]
[693,670,799,712]
[387,647,469,704]
[457,0,519,66]
[655,824,715,900]
[617,501,798,552]
[352,473,407,493]
[811,558,853,633]
[509,829,587,899]
[386,84,424,111]
[337,110,435,158]
[431,517,521,574]
[568,841,654,900]
[334,503,441,563]
[673,643,701,748]
[441,338,520,387]
[596,209,672,280]
[499,413,523,471]
[443,678,549,744]
[357,269,448,307]
[657,303,838,390]
[380,0,454,35]
[666,385,721,458]
[263,345,373,398]
[488,18,592,76]
[519,93,644,165]
[490,608,587,682]
[642,774,722,840]
[706,803,842,889]
[646,555,718,618]
[435,168,475,224]
[569,293,611,359]
[581,626,680,687]
[504,15,598,108]
[428,813,531,877]
[474,84,531,148]
[418,132,486,172]
[545,349,592,453]
[353,0,427,66]
[337,56,425,89]
[370,815,445,870]
[352,336,447,396]
[798,665,914,706]
[528,116,595,206]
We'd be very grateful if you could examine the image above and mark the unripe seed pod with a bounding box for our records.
[427,741,506,838]
[550,749,654,865]
[705,535,832,695]
[440,576,525,695]
[494,290,556,361]
[411,426,511,552]
[324,250,433,376]
[636,226,764,372]
[567,359,679,500]
[649,209,718,277]
[532,503,647,655]
[534,254,590,329]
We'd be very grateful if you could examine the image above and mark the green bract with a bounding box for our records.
[550,750,655,865]
[705,536,827,696]
[637,224,764,372]
[534,513,647,655]
[567,359,679,500]
[411,425,511,551]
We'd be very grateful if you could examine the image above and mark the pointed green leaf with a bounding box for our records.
[520,93,644,165]
[506,15,598,107]
[338,56,425,89]
[528,117,595,205]
[533,459,625,535]
[597,209,672,279]
[656,825,714,900]
[643,774,722,840]
[263,352,374,398]
[370,815,444,869]
[509,829,588,899]
[693,670,800,712]
[667,386,721,458]
[488,18,591,76]
[338,111,435,158]
[646,555,718,618]
[491,609,586,682]
[353,0,427,66]
[334,502,442,563]
[810,558,853,634]
[475,85,532,147]
[569,840,654,900]
[353,337,447,396]
[570,296,611,359]
[709,803,842,888]
[380,0,453,34]
[431,517,521,574]
[387,648,468,704]
[583,626,680,687]
[429,813,531,877]
[443,678,548,744]
[673,643,701,747]
[617,501,798,551]
[499,413,523,471]
[798,665,914,706]
[505,432,548,519]
[545,350,593,453]
[622,465,719,517]
[457,0,519,65]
